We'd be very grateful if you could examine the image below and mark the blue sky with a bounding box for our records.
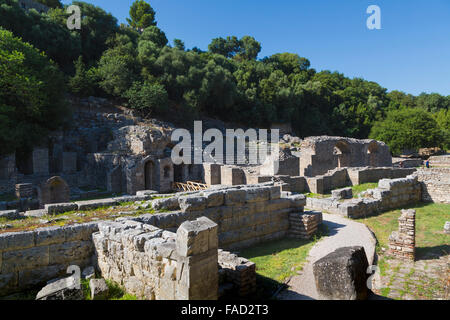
[62,0,450,96]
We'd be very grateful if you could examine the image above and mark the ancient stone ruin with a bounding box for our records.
[388,209,416,261]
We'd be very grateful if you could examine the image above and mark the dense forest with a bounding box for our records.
[1,0,449,156]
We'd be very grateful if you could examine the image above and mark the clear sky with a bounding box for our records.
[62,0,450,96]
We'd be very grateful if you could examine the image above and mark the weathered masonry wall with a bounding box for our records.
[93,217,219,300]
[0,223,98,296]
[306,167,416,194]
[388,209,415,261]
[415,168,450,204]
[306,175,421,219]
[131,185,307,250]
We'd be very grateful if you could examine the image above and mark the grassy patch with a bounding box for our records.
[238,225,328,298]
[351,183,378,197]
[303,192,331,199]
[359,203,450,259]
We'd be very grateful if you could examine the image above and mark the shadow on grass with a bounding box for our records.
[416,244,450,261]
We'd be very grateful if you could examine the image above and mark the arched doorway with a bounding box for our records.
[144,160,156,190]
[334,141,351,168]
[367,142,379,167]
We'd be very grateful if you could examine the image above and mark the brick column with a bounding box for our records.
[388,209,415,260]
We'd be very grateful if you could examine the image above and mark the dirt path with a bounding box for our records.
[277,213,377,300]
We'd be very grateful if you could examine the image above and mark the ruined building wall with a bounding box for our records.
[0,223,98,296]
[93,218,219,300]
[415,168,450,204]
[299,136,392,177]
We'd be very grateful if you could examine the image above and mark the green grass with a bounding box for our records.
[238,225,328,299]
[359,203,450,259]
[303,192,331,199]
[351,183,378,197]
[239,225,327,281]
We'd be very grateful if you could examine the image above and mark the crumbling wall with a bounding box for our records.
[0,223,98,296]
[306,175,421,219]
[388,209,415,260]
[93,217,219,300]
[218,249,256,298]
[415,168,450,204]
[299,136,392,177]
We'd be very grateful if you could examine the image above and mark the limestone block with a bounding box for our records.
[224,189,246,205]
[76,198,118,211]
[313,246,369,300]
[0,231,35,252]
[0,210,22,220]
[35,226,66,246]
[202,191,224,207]
[2,246,49,273]
[244,187,270,203]
[176,217,218,257]
[152,197,180,211]
[178,196,206,212]
[45,203,78,215]
[90,278,109,300]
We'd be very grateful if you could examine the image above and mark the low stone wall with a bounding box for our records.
[93,217,219,300]
[306,175,421,219]
[415,168,450,204]
[0,223,98,296]
[306,167,416,194]
[428,155,450,167]
[131,185,307,250]
[388,209,415,261]
[218,250,256,298]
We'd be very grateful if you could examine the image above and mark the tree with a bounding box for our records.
[97,34,139,97]
[127,0,156,30]
[173,39,185,51]
[124,81,168,116]
[370,108,443,155]
[140,26,167,47]
[0,0,81,72]
[0,28,67,155]
[69,56,96,97]
[237,36,261,60]
[208,36,240,58]
[35,0,62,8]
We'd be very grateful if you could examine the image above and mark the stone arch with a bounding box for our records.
[334,140,351,167]
[367,141,379,167]
[39,176,70,206]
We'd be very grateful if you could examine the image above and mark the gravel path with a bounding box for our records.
[277,212,377,300]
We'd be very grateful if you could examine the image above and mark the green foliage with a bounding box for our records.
[0,0,81,72]
[97,33,138,96]
[124,81,168,115]
[208,35,261,60]
[370,107,444,155]
[0,28,68,155]
[69,56,96,97]
[173,38,185,51]
[127,0,156,29]
[34,0,62,8]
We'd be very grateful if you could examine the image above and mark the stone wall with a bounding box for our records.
[306,175,421,219]
[220,166,246,186]
[428,155,450,167]
[305,167,416,194]
[299,136,392,177]
[131,185,307,250]
[415,168,450,204]
[218,250,256,298]
[93,217,219,300]
[0,223,98,296]
[388,209,415,261]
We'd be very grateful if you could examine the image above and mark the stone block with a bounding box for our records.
[176,217,218,257]
[45,203,78,215]
[313,246,369,300]
[0,231,35,251]
[90,278,109,300]
[2,246,49,273]
[224,189,246,205]
[152,197,180,211]
[0,210,22,220]
[178,196,206,212]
